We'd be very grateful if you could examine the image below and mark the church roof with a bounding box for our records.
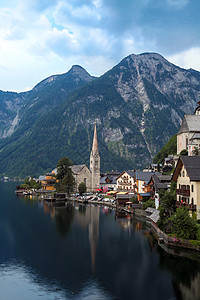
[178,115,200,134]
[70,164,87,174]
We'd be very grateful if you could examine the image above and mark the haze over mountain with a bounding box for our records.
[0,52,199,177]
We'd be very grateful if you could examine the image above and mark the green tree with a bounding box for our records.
[168,208,199,240]
[180,149,188,156]
[159,182,177,216]
[193,147,199,156]
[57,157,73,180]
[56,156,75,194]
[78,182,87,195]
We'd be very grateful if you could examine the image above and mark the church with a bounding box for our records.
[177,101,200,156]
[70,124,100,192]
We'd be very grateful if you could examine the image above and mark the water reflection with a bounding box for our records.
[1,182,200,300]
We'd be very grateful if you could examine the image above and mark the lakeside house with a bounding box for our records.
[116,170,135,192]
[100,171,120,192]
[172,156,200,217]
[148,174,171,209]
[39,169,58,191]
[116,170,161,202]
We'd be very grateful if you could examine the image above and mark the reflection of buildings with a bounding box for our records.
[75,205,100,274]
[176,273,200,300]
[89,206,99,274]
[43,202,55,219]
[117,218,131,230]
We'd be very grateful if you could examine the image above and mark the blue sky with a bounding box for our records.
[0,0,200,91]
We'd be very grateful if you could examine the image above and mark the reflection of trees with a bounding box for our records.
[55,205,75,236]
[158,247,200,288]
[78,205,86,215]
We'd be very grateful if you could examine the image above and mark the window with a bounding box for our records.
[182,171,185,177]
[192,185,194,192]
[191,198,194,205]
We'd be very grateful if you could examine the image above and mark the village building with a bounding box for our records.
[100,171,120,192]
[39,169,58,191]
[71,124,100,192]
[116,170,135,192]
[177,102,200,155]
[135,171,161,201]
[172,156,200,217]
[148,174,171,209]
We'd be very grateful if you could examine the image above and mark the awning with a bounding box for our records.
[107,191,117,195]
[117,191,129,195]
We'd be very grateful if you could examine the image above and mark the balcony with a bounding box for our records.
[176,189,190,197]
[118,182,132,186]
[176,201,196,211]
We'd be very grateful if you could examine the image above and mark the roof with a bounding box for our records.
[172,156,200,181]
[157,175,172,182]
[178,115,200,135]
[190,133,200,140]
[70,165,88,174]
[146,208,160,223]
[116,170,135,180]
[38,175,45,181]
[139,192,151,197]
[100,175,117,184]
[91,124,99,155]
[136,171,161,183]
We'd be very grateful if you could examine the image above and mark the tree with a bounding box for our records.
[168,208,199,240]
[78,182,87,195]
[159,182,177,216]
[56,156,75,194]
[193,147,199,156]
[57,157,73,180]
[180,149,188,156]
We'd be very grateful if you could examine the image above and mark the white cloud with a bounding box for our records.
[167,48,200,72]
[166,0,189,9]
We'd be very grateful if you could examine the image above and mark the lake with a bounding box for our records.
[0,182,200,300]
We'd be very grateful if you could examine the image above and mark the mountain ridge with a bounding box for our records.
[0,52,199,176]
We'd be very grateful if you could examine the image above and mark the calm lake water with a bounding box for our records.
[0,182,200,300]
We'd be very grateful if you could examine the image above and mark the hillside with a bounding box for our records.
[153,135,177,164]
[0,52,200,176]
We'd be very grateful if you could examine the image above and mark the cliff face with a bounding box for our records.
[0,53,199,176]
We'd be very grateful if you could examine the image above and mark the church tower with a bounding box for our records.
[90,123,100,191]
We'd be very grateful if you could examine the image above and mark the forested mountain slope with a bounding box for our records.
[0,53,199,176]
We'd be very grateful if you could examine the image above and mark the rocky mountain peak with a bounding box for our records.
[68,65,95,82]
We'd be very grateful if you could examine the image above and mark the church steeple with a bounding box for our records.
[90,123,100,190]
[91,123,99,155]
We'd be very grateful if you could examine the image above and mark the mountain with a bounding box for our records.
[0,52,200,177]
[0,65,95,140]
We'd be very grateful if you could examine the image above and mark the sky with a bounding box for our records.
[0,0,200,92]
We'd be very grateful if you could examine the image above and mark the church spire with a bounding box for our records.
[90,122,100,191]
[92,122,99,155]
